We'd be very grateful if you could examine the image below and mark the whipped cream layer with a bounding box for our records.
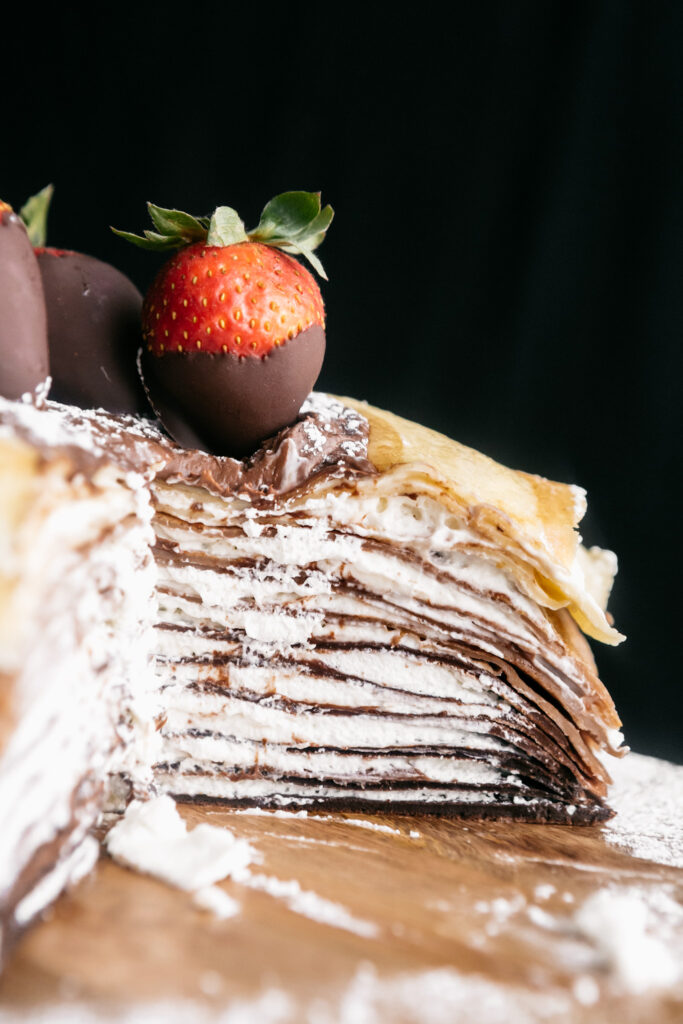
[148,425,616,822]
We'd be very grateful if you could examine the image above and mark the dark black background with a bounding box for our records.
[2,3,681,759]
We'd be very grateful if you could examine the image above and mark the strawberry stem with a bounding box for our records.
[19,184,54,248]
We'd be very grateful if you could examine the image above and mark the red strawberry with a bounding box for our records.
[144,241,325,358]
[114,191,332,455]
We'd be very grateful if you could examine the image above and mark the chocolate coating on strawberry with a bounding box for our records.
[0,202,50,400]
[140,325,325,455]
[37,249,147,414]
[115,191,333,455]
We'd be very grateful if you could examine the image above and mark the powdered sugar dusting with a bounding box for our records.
[241,873,378,939]
[300,420,326,456]
[604,752,683,867]
[227,807,414,837]
[0,991,292,1023]
[0,966,583,1023]
[573,887,682,994]
[300,392,367,458]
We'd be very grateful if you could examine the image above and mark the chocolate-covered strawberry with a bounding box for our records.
[114,191,332,455]
[21,186,148,415]
[0,199,49,400]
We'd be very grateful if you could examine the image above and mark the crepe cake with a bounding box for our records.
[149,395,624,821]
[0,390,624,872]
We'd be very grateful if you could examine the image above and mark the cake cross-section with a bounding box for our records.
[0,391,624,957]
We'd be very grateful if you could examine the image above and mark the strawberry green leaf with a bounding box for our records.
[113,203,211,251]
[252,191,322,244]
[19,184,54,248]
[143,230,185,245]
[207,207,248,247]
[110,227,186,251]
[288,204,335,251]
[147,204,208,242]
[278,239,328,280]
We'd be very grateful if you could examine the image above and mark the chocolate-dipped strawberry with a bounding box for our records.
[21,186,148,415]
[0,200,49,400]
[113,191,332,455]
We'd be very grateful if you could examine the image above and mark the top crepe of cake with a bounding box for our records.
[339,397,621,648]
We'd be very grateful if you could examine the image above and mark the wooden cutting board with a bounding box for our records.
[1,752,681,1023]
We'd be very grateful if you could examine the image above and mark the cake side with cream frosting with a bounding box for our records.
[0,423,155,964]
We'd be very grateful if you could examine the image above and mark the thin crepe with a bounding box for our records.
[337,397,623,648]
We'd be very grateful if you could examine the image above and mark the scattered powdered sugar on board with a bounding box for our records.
[335,817,403,836]
[250,833,369,854]
[534,883,556,901]
[0,990,293,1024]
[0,966,586,1023]
[228,806,412,837]
[241,874,378,940]
[226,808,311,821]
[474,894,527,937]
[603,751,683,867]
[573,886,683,994]
[321,963,572,1024]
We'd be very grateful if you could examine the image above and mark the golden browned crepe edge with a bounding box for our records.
[551,607,621,728]
[336,396,624,647]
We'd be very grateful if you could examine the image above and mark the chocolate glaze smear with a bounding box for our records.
[0,392,375,501]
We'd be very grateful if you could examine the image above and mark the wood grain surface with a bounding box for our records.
[0,753,681,1023]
